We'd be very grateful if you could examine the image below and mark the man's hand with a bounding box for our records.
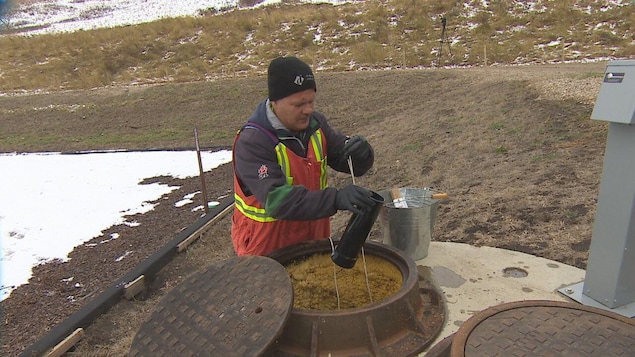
[335,184,376,215]
[342,135,371,161]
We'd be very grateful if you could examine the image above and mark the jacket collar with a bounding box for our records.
[265,99,288,132]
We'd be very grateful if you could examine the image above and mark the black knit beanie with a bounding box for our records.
[267,56,317,101]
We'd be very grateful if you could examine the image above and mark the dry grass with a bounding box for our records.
[1,0,633,92]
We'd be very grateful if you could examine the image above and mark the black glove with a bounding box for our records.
[342,135,371,161]
[335,184,376,215]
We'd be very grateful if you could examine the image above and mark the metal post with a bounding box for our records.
[559,60,635,317]
[582,123,635,309]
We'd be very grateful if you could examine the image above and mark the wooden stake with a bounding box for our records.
[194,128,209,214]
[44,328,84,357]
[124,275,145,300]
[484,45,487,67]
[402,48,406,67]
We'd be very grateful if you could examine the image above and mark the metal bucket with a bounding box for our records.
[379,187,440,261]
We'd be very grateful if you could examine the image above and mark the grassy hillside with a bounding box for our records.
[0,0,633,92]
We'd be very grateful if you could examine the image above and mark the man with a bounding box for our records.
[231,56,376,256]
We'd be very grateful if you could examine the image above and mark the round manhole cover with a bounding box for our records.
[450,300,635,356]
[129,256,293,357]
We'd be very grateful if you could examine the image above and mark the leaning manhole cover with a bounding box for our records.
[450,300,635,356]
[129,256,293,357]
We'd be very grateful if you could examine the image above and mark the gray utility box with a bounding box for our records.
[560,59,635,317]
[591,59,635,124]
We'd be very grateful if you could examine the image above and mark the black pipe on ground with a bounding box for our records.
[19,196,234,357]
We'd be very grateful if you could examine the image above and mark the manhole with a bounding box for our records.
[266,239,446,357]
[128,256,293,357]
[448,300,635,356]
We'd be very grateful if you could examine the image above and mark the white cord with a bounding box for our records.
[347,156,373,303]
[329,237,341,310]
[361,246,373,303]
[347,156,356,185]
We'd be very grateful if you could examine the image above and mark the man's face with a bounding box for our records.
[271,89,316,132]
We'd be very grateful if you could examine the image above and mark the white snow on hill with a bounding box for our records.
[2,0,346,36]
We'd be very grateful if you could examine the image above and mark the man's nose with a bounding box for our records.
[302,104,313,115]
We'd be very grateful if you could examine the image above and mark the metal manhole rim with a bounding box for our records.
[450,299,635,357]
[267,239,447,357]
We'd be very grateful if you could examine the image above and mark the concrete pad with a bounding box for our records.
[415,242,586,355]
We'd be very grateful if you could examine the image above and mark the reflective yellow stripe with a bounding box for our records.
[310,130,328,189]
[234,192,277,222]
[311,130,323,161]
[275,143,293,185]
[238,129,328,221]
[237,143,290,222]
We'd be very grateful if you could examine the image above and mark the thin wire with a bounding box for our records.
[329,237,341,310]
[347,156,356,185]
[361,246,373,303]
[347,155,373,303]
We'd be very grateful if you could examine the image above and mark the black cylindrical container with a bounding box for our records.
[331,190,385,268]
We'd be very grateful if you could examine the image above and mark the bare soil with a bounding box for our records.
[0,62,609,356]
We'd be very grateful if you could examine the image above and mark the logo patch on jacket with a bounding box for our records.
[258,164,269,179]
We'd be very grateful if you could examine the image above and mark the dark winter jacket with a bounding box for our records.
[232,99,374,220]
